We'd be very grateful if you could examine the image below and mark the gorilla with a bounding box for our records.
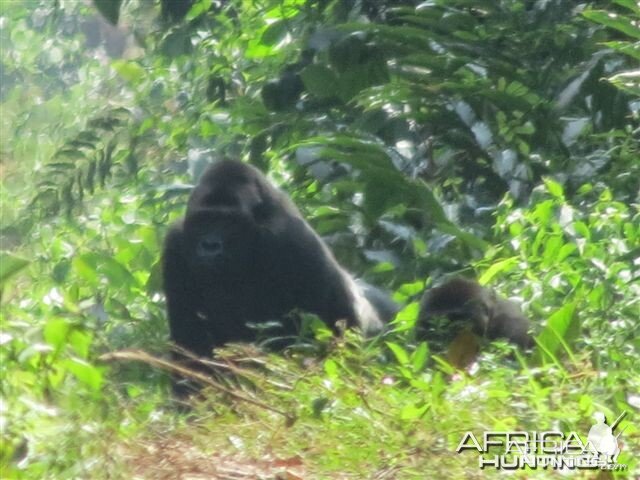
[419,277,533,348]
[162,160,389,359]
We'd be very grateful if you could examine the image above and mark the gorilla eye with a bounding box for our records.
[197,233,223,258]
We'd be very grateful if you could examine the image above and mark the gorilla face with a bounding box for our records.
[183,208,259,278]
[180,161,279,280]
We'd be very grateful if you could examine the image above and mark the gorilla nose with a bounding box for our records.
[197,234,223,258]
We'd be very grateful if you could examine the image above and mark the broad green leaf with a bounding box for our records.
[260,19,287,46]
[582,10,640,39]
[69,330,93,359]
[400,402,430,420]
[602,41,640,60]
[64,358,104,391]
[301,65,340,99]
[73,253,137,287]
[73,254,98,285]
[543,177,565,198]
[535,302,578,363]
[612,0,639,13]
[386,342,410,366]
[557,244,577,262]
[0,252,30,286]
[391,302,419,332]
[397,281,426,298]
[323,358,339,379]
[43,318,71,350]
[112,60,146,84]
[185,0,212,22]
[411,342,429,372]
[478,258,518,284]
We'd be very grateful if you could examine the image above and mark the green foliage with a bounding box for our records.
[583,1,640,96]
[483,180,639,371]
[1,0,639,477]
[0,252,29,288]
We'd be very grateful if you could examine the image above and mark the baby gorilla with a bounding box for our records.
[162,160,387,358]
[420,277,533,348]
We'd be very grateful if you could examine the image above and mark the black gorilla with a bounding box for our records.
[419,277,533,348]
[162,160,387,358]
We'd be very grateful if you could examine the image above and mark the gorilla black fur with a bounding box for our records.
[419,277,533,348]
[162,160,386,358]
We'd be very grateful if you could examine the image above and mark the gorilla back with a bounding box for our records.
[162,160,385,357]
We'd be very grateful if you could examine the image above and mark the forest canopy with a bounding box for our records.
[1,0,638,478]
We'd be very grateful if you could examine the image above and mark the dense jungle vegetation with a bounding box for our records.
[1,0,638,478]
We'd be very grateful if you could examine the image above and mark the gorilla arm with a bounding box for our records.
[162,220,224,356]
[268,212,385,335]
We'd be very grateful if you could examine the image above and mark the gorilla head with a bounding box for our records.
[163,160,388,358]
[184,161,271,263]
